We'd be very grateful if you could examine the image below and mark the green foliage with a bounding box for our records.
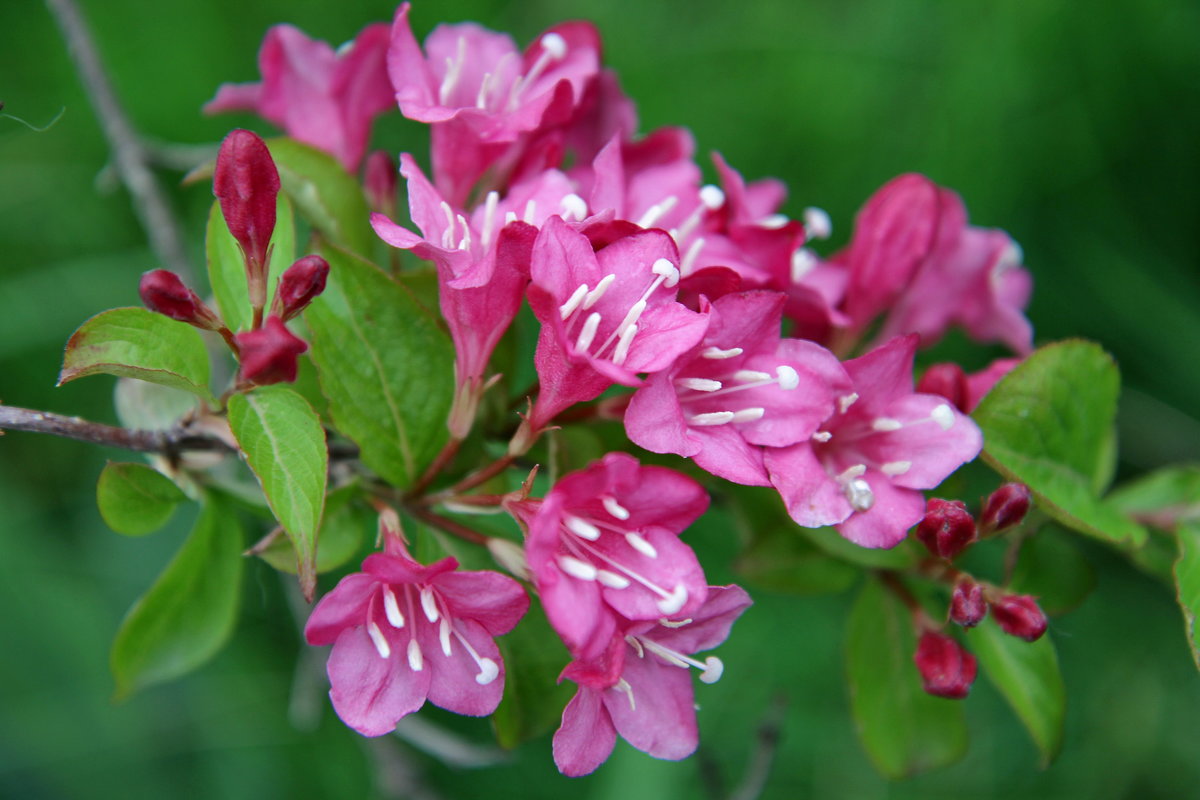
[267,138,373,255]
[96,461,186,536]
[59,307,213,402]
[1174,523,1200,671]
[1009,525,1096,615]
[255,483,368,575]
[205,194,296,332]
[491,600,575,749]
[110,494,243,698]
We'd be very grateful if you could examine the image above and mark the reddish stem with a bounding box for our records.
[408,506,488,546]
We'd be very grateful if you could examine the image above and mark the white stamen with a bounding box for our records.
[733,369,772,382]
[846,478,875,511]
[504,210,518,225]
[612,323,638,366]
[455,214,472,251]
[407,637,424,671]
[439,201,456,248]
[439,618,453,656]
[702,346,743,360]
[659,618,693,628]
[699,184,725,209]
[481,191,499,249]
[615,677,636,711]
[582,273,615,308]
[614,299,647,336]
[627,636,645,658]
[759,213,789,229]
[540,31,567,59]
[812,430,833,442]
[560,192,587,222]
[656,584,688,615]
[475,657,500,685]
[690,411,735,426]
[420,587,439,623]
[731,407,765,423]
[574,311,601,352]
[776,365,800,390]
[803,206,832,239]
[651,257,680,288]
[367,621,391,659]
[564,514,601,541]
[382,586,405,629]
[602,496,631,520]
[596,570,631,589]
[882,460,912,476]
[931,403,956,431]
[559,555,598,581]
[839,393,859,413]
[872,417,903,432]
[837,464,867,482]
[475,70,494,109]
[676,377,723,392]
[679,236,705,276]
[437,36,467,104]
[791,248,817,283]
[625,532,658,558]
[523,199,537,224]
[559,283,589,320]
[699,656,724,684]
[637,196,678,229]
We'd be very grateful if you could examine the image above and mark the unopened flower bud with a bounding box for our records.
[139,269,222,330]
[980,482,1032,535]
[214,129,280,311]
[917,363,970,412]
[990,593,1047,642]
[272,255,330,321]
[234,315,308,385]
[364,150,397,216]
[949,578,987,627]
[915,499,977,560]
[914,630,977,699]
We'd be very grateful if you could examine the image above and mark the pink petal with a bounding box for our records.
[604,649,698,760]
[554,688,617,777]
[434,570,530,636]
[305,573,378,645]
[326,626,430,736]
[842,334,919,410]
[835,475,927,548]
[765,443,852,528]
[649,584,753,654]
[863,394,983,489]
[419,617,505,716]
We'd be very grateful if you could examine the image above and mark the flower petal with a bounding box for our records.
[553,688,617,777]
[326,626,429,736]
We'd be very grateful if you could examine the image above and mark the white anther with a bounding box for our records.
[407,638,424,671]
[612,323,638,366]
[574,311,602,352]
[699,184,725,209]
[559,283,589,320]
[559,555,598,581]
[791,248,817,283]
[690,411,735,426]
[838,393,859,413]
[812,430,833,442]
[846,478,875,512]
[837,464,867,482]
[367,621,391,659]
[803,206,832,240]
[733,369,772,382]
[656,584,689,615]
[882,460,912,476]
[439,618,453,657]
[481,191,499,249]
[702,346,744,360]
[759,213,789,229]
[420,587,440,623]
[475,657,500,685]
[679,236,705,276]
[931,403,956,431]
[626,531,658,558]
[731,407,766,423]
[540,32,567,59]
[676,377,723,392]
[564,514,601,541]
[382,586,405,629]
[637,196,678,228]
[560,193,587,221]
[776,365,800,390]
[699,656,724,684]
[602,496,631,520]
[651,257,680,288]
[872,417,903,432]
[583,274,615,308]
[596,570,631,589]
[523,199,537,224]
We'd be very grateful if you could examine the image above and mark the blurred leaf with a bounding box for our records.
[257,483,367,575]
[96,462,186,536]
[59,307,213,402]
[205,194,296,333]
[1174,522,1200,670]
[267,137,372,255]
[1109,465,1200,532]
[736,529,859,595]
[228,386,327,599]
[799,524,919,570]
[972,615,1066,765]
[1009,526,1096,615]
[845,577,968,778]
[973,340,1146,547]
[305,245,453,488]
[113,377,198,431]
[110,493,242,698]
[491,599,574,749]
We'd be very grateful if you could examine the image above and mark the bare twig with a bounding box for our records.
[0,403,231,455]
[44,0,193,282]
[728,695,788,800]
[407,506,489,546]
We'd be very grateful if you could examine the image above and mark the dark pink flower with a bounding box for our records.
[305,530,529,736]
[213,129,280,313]
[949,578,987,628]
[980,483,1032,534]
[272,255,329,322]
[139,269,223,331]
[523,453,710,660]
[914,630,977,699]
[206,23,394,171]
[553,585,752,777]
[915,498,977,560]
[235,315,308,385]
[990,593,1047,641]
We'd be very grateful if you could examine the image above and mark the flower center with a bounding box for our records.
[559,258,680,367]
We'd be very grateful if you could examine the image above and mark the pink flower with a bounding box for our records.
[625,291,849,486]
[305,530,529,736]
[235,315,308,385]
[522,453,710,660]
[552,585,752,777]
[205,23,394,172]
[765,335,983,548]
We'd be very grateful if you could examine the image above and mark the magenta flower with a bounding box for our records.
[206,23,394,171]
[305,531,529,736]
[552,585,752,777]
[235,315,308,385]
[625,291,849,486]
[522,453,710,660]
[765,335,983,548]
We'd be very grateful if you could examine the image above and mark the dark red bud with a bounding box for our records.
[234,315,308,385]
[915,498,977,560]
[272,255,330,321]
[990,594,1048,642]
[914,631,978,699]
[980,483,1032,535]
[214,129,280,308]
[364,150,397,215]
[917,363,970,413]
[139,269,222,330]
[949,578,987,628]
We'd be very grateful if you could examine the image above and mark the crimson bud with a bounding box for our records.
[915,498,977,560]
[214,129,280,311]
[914,630,978,699]
[917,362,970,413]
[139,269,222,330]
[990,593,1048,642]
[364,150,397,216]
[949,578,987,628]
[235,315,308,385]
[272,255,330,321]
[980,482,1032,535]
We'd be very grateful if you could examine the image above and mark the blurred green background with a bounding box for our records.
[1,0,1198,797]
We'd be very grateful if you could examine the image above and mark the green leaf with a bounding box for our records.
[736,529,859,595]
[110,494,243,698]
[267,137,373,255]
[845,577,968,778]
[305,245,453,488]
[205,193,296,333]
[1009,525,1096,615]
[227,386,327,598]
[256,483,367,575]
[971,615,1066,765]
[491,599,575,749]
[799,524,919,570]
[1174,522,1200,670]
[96,462,187,536]
[1109,464,1200,531]
[114,377,198,431]
[973,340,1146,547]
[59,307,213,402]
